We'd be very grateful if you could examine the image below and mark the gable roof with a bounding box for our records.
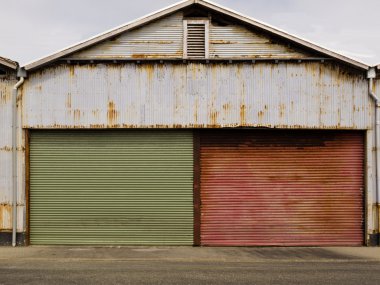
[0,56,17,70]
[24,0,369,71]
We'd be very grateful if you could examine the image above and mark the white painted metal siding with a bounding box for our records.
[66,12,311,61]
[23,62,371,130]
[209,23,310,59]
[68,12,184,60]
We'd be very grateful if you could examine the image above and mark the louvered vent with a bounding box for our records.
[184,20,208,59]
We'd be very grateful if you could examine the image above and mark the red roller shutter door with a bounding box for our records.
[200,130,364,246]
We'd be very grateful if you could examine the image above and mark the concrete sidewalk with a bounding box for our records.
[0,246,379,262]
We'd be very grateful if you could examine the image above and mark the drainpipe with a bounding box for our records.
[368,67,380,245]
[12,73,25,247]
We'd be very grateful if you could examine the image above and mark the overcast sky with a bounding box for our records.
[0,0,379,66]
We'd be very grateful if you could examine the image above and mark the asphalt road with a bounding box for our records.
[0,247,379,285]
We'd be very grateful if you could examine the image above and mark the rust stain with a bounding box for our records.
[0,146,13,152]
[107,101,119,125]
[279,103,286,118]
[129,40,174,44]
[24,123,361,130]
[66,93,72,109]
[0,204,12,230]
[210,40,238,44]
[69,65,75,77]
[73,109,81,121]
[0,90,7,104]
[222,103,231,112]
[16,146,25,151]
[89,124,106,128]
[258,110,265,120]
[92,109,100,119]
[194,100,198,123]
[210,111,219,126]
[141,64,155,82]
[240,104,246,125]
[131,54,174,59]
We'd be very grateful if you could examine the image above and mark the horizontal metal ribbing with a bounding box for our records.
[30,130,194,245]
[200,130,364,246]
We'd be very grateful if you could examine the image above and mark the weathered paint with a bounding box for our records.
[0,72,25,232]
[23,62,371,130]
[209,22,310,59]
[66,11,312,61]
[200,130,364,246]
[68,12,184,60]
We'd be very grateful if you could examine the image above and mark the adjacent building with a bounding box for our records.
[1,0,379,246]
[0,57,19,245]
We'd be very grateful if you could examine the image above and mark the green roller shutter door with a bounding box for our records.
[30,130,194,245]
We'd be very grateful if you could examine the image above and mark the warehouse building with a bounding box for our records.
[1,0,379,246]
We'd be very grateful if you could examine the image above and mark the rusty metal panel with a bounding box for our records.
[68,12,183,60]
[0,73,24,232]
[375,78,380,98]
[200,130,365,246]
[209,23,310,59]
[0,74,15,231]
[23,62,371,130]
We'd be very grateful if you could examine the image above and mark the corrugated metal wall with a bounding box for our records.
[23,62,371,130]
[0,72,24,232]
[68,12,184,60]
[200,130,365,246]
[374,78,380,233]
[30,130,193,245]
[209,23,309,59]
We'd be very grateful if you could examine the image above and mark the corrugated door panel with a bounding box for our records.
[30,130,193,245]
[200,130,364,246]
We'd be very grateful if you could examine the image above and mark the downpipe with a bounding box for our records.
[368,67,380,245]
[12,76,24,247]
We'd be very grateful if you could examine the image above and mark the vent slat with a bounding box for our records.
[186,22,206,59]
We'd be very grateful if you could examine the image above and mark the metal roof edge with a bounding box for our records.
[24,0,369,71]
[0,56,18,70]
[198,0,368,70]
[23,0,194,70]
